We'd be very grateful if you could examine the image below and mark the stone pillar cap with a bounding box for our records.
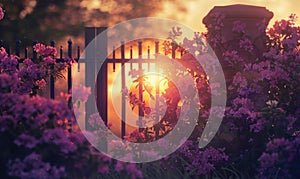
[203,4,273,25]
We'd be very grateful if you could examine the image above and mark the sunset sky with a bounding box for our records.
[81,0,299,33]
[157,0,299,32]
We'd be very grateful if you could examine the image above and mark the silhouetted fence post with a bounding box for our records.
[15,40,21,57]
[50,40,55,99]
[85,27,108,130]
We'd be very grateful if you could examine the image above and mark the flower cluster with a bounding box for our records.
[0,43,74,95]
[258,137,300,178]
[239,38,254,52]
[114,161,143,179]
[8,153,66,178]
[33,43,57,57]
[72,84,91,103]
[176,140,228,176]
[204,12,225,48]
[33,43,74,78]
[0,48,18,74]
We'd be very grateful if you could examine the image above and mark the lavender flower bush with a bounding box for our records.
[203,13,300,177]
[0,19,143,177]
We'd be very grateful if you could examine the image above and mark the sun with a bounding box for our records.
[127,72,169,116]
[143,72,168,89]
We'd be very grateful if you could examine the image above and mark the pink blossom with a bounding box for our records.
[0,7,4,20]
[33,43,57,56]
[0,47,7,59]
[35,79,46,88]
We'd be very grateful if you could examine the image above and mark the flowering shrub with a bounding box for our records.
[0,44,73,95]
[0,77,142,178]
[0,40,142,178]
[204,13,300,177]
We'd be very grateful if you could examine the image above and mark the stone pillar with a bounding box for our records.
[203,4,273,77]
[202,4,274,153]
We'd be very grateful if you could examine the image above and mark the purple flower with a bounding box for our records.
[14,134,39,149]
[239,38,254,52]
[177,141,228,176]
[42,128,76,154]
[125,163,143,179]
[98,165,109,174]
[256,19,268,33]
[258,136,300,178]
[0,53,18,74]
[258,152,279,168]
[115,161,124,172]
[0,73,17,93]
[72,84,91,103]
[249,118,265,133]
[43,56,56,66]
[8,153,66,178]
[223,50,244,66]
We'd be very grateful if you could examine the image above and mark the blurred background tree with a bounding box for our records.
[0,0,190,47]
[0,0,82,45]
